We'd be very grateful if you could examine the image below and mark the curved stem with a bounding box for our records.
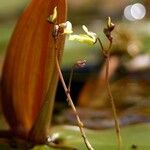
[55,56,94,150]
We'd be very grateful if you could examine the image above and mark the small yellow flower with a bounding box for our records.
[69,34,96,45]
[59,21,73,34]
[107,17,115,31]
[69,25,97,45]
[82,25,97,43]
[47,7,57,23]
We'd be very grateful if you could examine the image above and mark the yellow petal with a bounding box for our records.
[82,25,97,42]
[69,34,95,45]
[47,6,58,23]
[63,21,73,34]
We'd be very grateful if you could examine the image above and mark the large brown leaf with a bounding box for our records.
[1,0,67,138]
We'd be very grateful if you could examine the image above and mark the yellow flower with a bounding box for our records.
[107,17,115,31]
[82,25,97,43]
[47,7,57,23]
[59,21,73,34]
[69,34,95,45]
[69,25,97,45]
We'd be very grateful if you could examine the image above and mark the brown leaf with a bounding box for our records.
[1,0,67,138]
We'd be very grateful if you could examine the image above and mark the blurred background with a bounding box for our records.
[0,0,150,129]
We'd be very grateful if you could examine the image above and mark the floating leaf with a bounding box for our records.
[31,123,150,150]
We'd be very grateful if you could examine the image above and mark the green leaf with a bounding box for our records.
[0,123,150,150]
[33,123,150,150]
[33,145,54,150]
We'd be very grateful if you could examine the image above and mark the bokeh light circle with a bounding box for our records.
[131,3,146,20]
[124,3,146,21]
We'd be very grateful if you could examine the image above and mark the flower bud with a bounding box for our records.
[107,17,115,32]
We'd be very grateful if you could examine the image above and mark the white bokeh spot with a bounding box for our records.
[124,3,146,21]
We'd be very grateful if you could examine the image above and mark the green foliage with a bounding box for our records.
[46,123,150,150]
[33,145,53,150]
[0,24,14,54]
[0,0,28,16]
[1,124,149,150]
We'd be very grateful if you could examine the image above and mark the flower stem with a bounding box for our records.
[105,54,122,150]
[55,51,94,150]
[67,66,74,93]
[98,38,122,150]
